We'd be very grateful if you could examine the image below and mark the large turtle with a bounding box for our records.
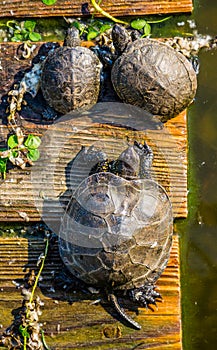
[59,141,173,329]
[41,27,101,114]
[111,25,197,121]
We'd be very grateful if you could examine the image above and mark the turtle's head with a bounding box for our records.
[64,27,81,47]
[118,142,153,179]
[118,143,141,176]
[112,24,132,55]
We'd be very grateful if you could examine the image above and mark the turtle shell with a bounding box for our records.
[59,172,173,290]
[111,38,197,120]
[41,46,101,114]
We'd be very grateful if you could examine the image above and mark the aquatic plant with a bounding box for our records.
[0,130,41,179]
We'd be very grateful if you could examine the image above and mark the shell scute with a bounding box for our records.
[111,37,197,119]
[59,164,173,290]
[41,46,101,114]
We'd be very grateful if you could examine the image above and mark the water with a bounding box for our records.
[177,1,217,349]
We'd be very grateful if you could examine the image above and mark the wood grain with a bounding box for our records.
[0,42,187,222]
[0,235,181,349]
[0,0,193,18]
[0,113,187,222]
[0,38,184,348]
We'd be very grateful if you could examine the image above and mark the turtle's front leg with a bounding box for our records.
[128,283,162,308]
[137,141,154,179]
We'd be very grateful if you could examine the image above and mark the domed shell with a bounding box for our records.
[59,172,173,290]
[111,38,197,120]
[41,46,101,114]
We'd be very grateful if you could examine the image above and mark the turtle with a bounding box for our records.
[59,141,173,329]
[111,24,198,121]
[40,27,101,115]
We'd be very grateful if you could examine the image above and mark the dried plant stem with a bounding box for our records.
[29,237,49,305]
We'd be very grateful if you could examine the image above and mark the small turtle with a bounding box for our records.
[111,25,197,121]
[41,27,101,114]
[59,141,173,329]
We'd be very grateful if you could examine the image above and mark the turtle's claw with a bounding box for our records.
[128,284,162,308]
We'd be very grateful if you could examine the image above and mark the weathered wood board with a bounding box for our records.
[0,112,187,222]
[0,42,187,222]
[0,38,185,349]
[0,0,193,18]
[0,234,181,349]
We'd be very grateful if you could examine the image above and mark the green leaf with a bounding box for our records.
[87,30,99,41]
[41,0,57,5]
[11,34,24,42]
[0,158,7,179]
[143,22,151,37]
[72,21,86,35]
[22,32,30,41]
[131,18,147,30]
[24,20,36,32]
[72,21,81,30]
[8,135,19,149]
[19,325,30,338]
[27,149,40,162]
[11,150,18,158]
[29,32,42,42]
[14,28,24,34]
[99,24,112,33]
[24,135,41,149]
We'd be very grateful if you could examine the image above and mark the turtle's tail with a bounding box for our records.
[108,293,141,330]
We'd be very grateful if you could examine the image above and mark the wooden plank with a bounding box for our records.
[0,42,187,222]
[0,44,187,221]
[0,0,193,18]
[0,114,187,222]
[0,39,183,348]
[0,234,181,349]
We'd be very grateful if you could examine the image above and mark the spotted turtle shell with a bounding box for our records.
[111,38,197,120]
[59,172,173,290]
[41,46,101,114]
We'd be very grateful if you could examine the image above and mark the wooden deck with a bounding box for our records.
[0,43,188,223]
[0,235,181,349]
[0,40,186,349]
[0,0,194,345]
[0,0,193,18]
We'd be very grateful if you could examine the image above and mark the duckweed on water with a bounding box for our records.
[0,14,195,44]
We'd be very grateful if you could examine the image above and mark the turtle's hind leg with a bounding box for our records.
[108,293,141,330]
[128,283,162,308]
